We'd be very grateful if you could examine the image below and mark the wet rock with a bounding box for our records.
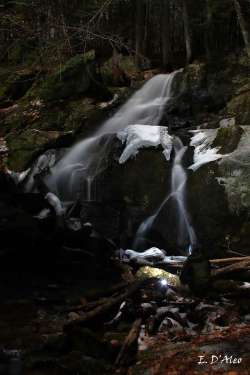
[136,267,180,288]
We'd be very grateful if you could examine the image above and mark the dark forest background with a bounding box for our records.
[0,0,249,71]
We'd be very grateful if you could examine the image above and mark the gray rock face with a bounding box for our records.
[218,126,250,215]
[187,124,250,255]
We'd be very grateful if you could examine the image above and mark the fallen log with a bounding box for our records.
[212,259,250,279]
[84,281,130,301]
[64,280,146,332]
[211,256,250,265]
[63,281,131,313]
[115,318,142,367]
[63,297,109,313]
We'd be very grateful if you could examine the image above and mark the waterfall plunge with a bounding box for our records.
[171,137,197,249]
[133,137,197,253]
[46,72,180,199]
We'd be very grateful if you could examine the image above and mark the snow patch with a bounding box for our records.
[117,125,173,164]
[124,247,166,262]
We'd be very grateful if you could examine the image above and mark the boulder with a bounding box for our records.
[26,51,112,102]
[101,54,139,86]
[136,266,180,287]
[162,54,250,130]
[187,125,250,255]
[226,88,250,125]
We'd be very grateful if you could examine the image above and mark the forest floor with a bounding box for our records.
[1,271,250,375]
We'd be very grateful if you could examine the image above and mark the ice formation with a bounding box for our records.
[188,129,222,171]
[117,125,173,164]
[7,168,30,185]
[45,192,65,216]
[124,247,166,262]
[121,248,187,265]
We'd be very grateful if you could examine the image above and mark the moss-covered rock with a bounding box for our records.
[101,54,139,86]
[0,70,36,104]
[0,83,133,170]
[6,128,72,170]
[213,119,243,153]
[187,163,231,256]
[26,51,96,102]
[164,52,250,129]
[218,126,250,215]
[226,89,250,125]
[187,126,250,255]
[6,37,36,65]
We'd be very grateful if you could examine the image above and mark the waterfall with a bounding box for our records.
[170,137,197,248]
[133,136,197,252]
[84,176,97,202]
[46,71,181,199]
[86,176,92,202]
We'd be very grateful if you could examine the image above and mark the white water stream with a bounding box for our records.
[42,69,196,251]
[133,136,197,251]
[46,72,180,199]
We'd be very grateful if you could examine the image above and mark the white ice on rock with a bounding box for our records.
[122,247,187,265]
[188,129,222,171]
[7,168,31,184]
[45,192,65,217]
[117,125,173,164]
[124,247,167,262]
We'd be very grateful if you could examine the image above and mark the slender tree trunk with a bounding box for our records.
[135,0,145,68]
[233,0,250,58]
[182,0,192,63]
[143,0,150,56]
[162,0,172,69]
[204,0,213,62]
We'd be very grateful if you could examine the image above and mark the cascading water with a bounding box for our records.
[133,136,197,253]
[46,71,181,199]
[171,137,197,249]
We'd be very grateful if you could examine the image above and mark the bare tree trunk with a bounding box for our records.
[204,0,213,62]
[233,0,250,59]
[135,0,145,68]
[162,0,172,69]
[182,0,192,63]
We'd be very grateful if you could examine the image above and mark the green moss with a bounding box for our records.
[0,71,36,103]
[26,51,95,102]
[101,54,138,86]
[6,128,69,170]
[213,124,243,153]
[226,90,250,125]
[7,38,36,65]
